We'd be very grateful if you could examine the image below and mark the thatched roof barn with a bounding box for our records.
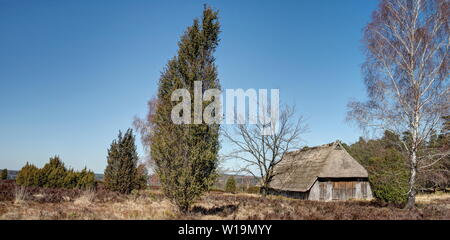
[267,141,373,201]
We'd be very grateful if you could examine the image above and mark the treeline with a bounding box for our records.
[344,116,449,204]
[16,156,95,189]
[14,128,148,194]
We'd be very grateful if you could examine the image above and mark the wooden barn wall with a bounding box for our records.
[267,178,373,201]
[266,188,309,200]
[310,178,373,201]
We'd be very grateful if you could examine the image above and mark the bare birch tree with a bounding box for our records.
[347,0,449,208]
[223,105,306,195]
[133,97,158,170]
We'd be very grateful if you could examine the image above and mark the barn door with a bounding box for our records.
[345,182,355,199]
[332,182,356,200]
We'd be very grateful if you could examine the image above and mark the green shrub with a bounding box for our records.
[16,156,96,190]
[367,150,409,204]
[209,187,225,193]
[225,176,237,193]
[63,169,79,189]
[76,168,96,189]
[16,163,40,186]
[40,156,67,188]
[1,169,7,180]
[133,164,148,190]
[246,186,260,194]
[345,132,409,205]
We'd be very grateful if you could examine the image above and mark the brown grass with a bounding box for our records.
[14,186,27,205]
[74,189,96,206]
[416,192,450,203]
[1,181,449,220]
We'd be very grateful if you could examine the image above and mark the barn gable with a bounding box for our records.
[268,141,368,193]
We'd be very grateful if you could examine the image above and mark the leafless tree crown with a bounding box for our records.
[347,0,449,208]
[223,105,306,190]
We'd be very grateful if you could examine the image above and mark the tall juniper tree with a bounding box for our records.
[149,6,221,212]
[104,129,140,194]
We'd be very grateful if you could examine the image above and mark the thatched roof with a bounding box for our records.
[268,141,368,192]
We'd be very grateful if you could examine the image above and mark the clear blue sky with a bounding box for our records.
[0,0,379,173]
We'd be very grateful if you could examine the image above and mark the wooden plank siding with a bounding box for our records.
[361,182,368,198]
[313,178,372,201]
[266,188,309,200]
[332,182,356,200]
[268,178,372,201]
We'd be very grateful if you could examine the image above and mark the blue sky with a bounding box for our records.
[0,0,379,173]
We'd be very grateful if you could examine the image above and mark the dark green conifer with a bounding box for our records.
[40,156,67,188]
[1,168,7,180]
[104,129,139,194]
[225,176,236,193]
[150,6,221,212]
[16,163,39,186]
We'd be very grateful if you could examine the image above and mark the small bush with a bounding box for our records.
[16,163,40,187]
[74,188,96,206]
[246,186,260,194]
[209,187,225,193]
[1,168,7,180]
[133,164,149,190]
[14,186,27,204]
[76,168,96,189]
[345,132,409,205]
[366,150,409,205]
[225,176,236,193]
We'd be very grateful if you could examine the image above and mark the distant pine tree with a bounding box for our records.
[1,168,7,180]
[104,129,139,194]
[104,134,120,191]
[225,176,236,193]
[150,6,221,212]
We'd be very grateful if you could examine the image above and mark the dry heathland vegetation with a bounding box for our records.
[1,180,449,220]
